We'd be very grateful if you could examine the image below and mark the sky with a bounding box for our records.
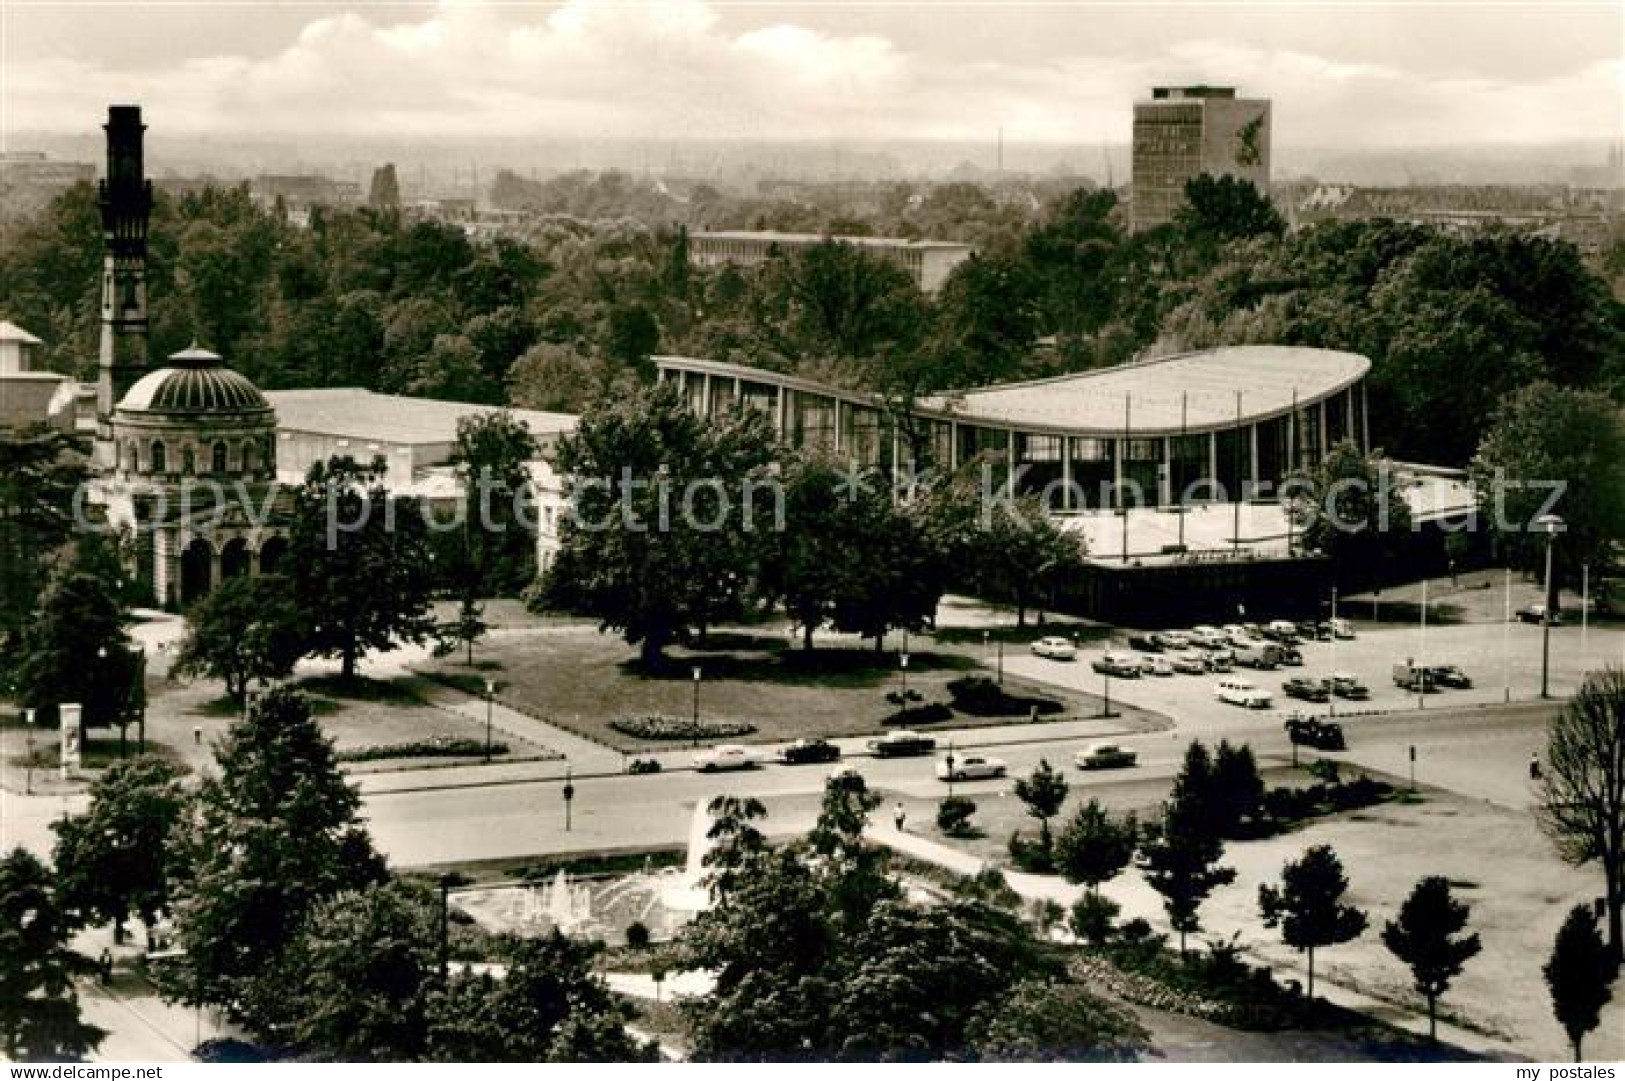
[3,0,1621,151]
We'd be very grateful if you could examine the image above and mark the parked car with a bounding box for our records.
[1330,617,1356,639]
[1265,620,1301,643]
[1142,654,1175,677]
[1216,678,1273,708]
[1030,636,1077,660]
[1171,651,1209,675]
[1275,645,1305,667]
[781,738,841,765]
[1126,634,1162,653]
[1296,620,1333,642]
[1221,624,1249,643]
[1152,630,1191,650]
[1285,714,1346,751]
[1205,649,1235,672]
[868,730,937,757]
[1075,743,1138,770]
[1232,640,1278,669]
[1189,625,1227,649]
[1329,672,1370,700]
[1282,676,1331,703]
[1428,664,1473,689]
[937,753,1007,781]
[694,745,761,772]
[1091,652,1142,678]
[1516,604,1563,625]
[1392,662,1438,692]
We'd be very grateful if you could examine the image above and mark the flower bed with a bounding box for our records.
[608,714,757,741]
[336,737,509,763]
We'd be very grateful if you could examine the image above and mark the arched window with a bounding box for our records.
[242,441,257,472]
[151,441,167,474]
[182,445,195,475]
[124,441,138,472]
[213,441,228,474]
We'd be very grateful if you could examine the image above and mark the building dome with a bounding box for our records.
[117,346,271,415]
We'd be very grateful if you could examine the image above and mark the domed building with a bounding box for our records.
[99,344,291,606]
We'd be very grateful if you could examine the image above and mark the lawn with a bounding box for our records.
[421,623,1131,752]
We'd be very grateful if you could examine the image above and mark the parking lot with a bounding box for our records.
[1004,618,1624,739]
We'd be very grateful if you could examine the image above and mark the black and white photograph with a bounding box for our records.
[0,0,1621,1068]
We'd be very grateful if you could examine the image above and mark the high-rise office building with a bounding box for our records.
[1131,86,1271,232]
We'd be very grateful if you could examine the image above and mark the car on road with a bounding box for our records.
[1189,625,1227,649]
[1091,652,1142,678]
[1152,630,1191,650]
[1030,636,1077,660]
[1282,676,1331,703]
[1284,714,1346,751]
[1392,662,1439,692]
[1170,651,1209,675]
[1329,673,1370,700]
[694,745,762,772]
[780,738,841,765]
[1515,604,1563,625]
[1216,678,1273,708]
[868,730,938,757]
[1428,664,1473,689]
[937,753,1007,781]
[1330,617,1355,639]
[1141,654,1175,677]
[1075,743,1139,770]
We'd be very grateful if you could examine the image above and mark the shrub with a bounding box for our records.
[335,737,509,762]
[884,688,925,707]
[625,921,651,950]
[882,702,954,726]
[1008,831,1055,874]
[1307,758,1342,784]
[1119,918,1154,943]
[609,714,756,740]
[946,676,1065,718]
[956,864,1022,910]
[627,757,663,774]
[1070,891,1122,945]
[937,795,978,837]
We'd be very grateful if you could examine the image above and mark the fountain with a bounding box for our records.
[450,798,718,944]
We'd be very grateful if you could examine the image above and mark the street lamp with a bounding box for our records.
[563,765,575,832]
[483,678,496,763]
[691,666,702,748]
[1536,513,1565,699]
[944,740,956,798]
[23,708,35,795]
[900,650,910,698]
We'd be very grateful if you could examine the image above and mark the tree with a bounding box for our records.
[1543,904,1614,1062]
[51,755,188,946]
[10,558,137,729]
[1014,758,1070,863]
[1258,844,1368,1001]
[808,770,898,930]
[281,879,439,1061]
[962,495,1086,626]
[967,978,1148,1062]
[1470,382,1625,581]
[1536,667,1625,965]
[508,341,605,414]
[451,410,538,595]
[1137,798,1235,956]
[0,429,88,644]
[933,251,1043,386]
[1209,741,1265,838]
[171,574,303,703]
[1175,174,1285,247]
[435,593,488,667]
[1055,799,1137,894]
[602,301,660,380]
[286,456,436,680]
[1286,442,1414,587]
[779,241,927,365]
[163,686,386,1026]
[542,381,779,665]
[428,931,653,1061]
[0,847,104,1061]
[1167,741,1218,832]
[1381,876,1482,1041]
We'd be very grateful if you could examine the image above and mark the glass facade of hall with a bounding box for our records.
[658,364,1368,510]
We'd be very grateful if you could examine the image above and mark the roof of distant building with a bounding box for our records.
[691,230,971,252]
[265,387,576,447]
[0,321,42,344]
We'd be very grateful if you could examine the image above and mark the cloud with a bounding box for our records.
[4,0,1618,147]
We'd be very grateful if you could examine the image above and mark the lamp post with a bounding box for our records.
[900,650,910,699]
[1537,513,1564,699]
[483,678,496,763]
[996,637,1004,686]
[691,666,702,748]
[23,708,34,795]
[944,740,956,798]
[562,765,575,832]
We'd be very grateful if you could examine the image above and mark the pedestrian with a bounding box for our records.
[893,802,906,832]
[1528,752,1542,781]
[99,947,113,984]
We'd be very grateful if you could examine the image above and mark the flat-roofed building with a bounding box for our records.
[688,230,973,293]
[1132,85,1271,232]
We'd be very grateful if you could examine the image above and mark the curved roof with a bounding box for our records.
[117,346,272,416]
[929,345,1370,435]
